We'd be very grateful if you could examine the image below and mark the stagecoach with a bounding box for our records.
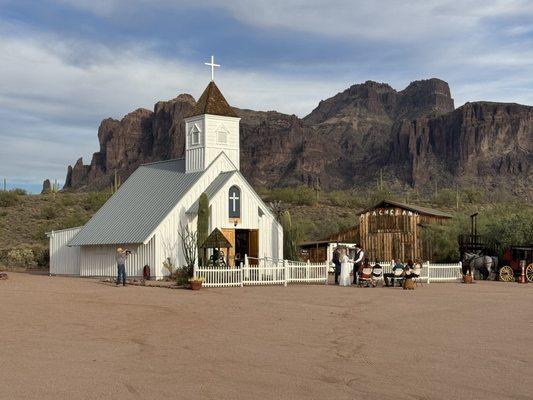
[498,246,533,282]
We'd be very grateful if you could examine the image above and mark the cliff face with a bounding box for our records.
[64,78,532,198]
[393,102,533,192]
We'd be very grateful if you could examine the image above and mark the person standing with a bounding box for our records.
[115,247,129,286]
[352,246,365,285]
[339,248,352,286]
[332,246,341,285]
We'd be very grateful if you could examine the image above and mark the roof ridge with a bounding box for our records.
[140,158,185,167]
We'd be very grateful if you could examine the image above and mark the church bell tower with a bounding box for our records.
[184,56,241,173]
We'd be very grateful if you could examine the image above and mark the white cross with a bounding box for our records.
[204,55,220,81]
[229,192,239,212]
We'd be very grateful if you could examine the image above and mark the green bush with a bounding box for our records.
[83,191,111,211]
[175,265,194,286]
[6,248,34,268]
[431,188,457,208]
[0,191,19,207]
[40,205,59,220]
[60,212,89,229]
[33,247,49,268]
[60,193,76,206]
[11,188,27,196]
[264,186,318,206]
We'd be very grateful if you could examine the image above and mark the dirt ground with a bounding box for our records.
[1,273,532,400]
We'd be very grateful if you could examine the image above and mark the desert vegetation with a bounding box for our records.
[0,182,531,269]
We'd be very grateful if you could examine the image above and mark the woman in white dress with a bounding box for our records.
[339,248,353,286]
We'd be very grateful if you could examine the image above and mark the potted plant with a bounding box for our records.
[189,277,204,290]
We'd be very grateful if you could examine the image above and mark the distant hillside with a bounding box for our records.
[63,78,532,199]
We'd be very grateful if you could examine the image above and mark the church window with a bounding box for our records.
[228,185,241,219]
[190,125,200,145]
[216,125,229,144]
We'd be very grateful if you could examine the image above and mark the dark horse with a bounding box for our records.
[463,252,498,280]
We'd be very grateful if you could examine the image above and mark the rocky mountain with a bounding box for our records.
[64,78,532,198]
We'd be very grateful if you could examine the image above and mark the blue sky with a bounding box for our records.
[1,0,533,193]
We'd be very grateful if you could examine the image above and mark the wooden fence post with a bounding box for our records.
[307,259,311,282]
[425,261,431,284]
[284,259,288,287]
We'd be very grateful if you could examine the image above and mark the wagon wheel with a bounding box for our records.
[499,266,514,282]
[526,264,533,283]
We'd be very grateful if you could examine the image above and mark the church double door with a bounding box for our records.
[221,229,259,267]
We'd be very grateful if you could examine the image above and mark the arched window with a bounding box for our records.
[189,124,200,145]
[228,185,241,218]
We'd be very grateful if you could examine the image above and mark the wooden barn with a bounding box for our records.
[358,200,452,262]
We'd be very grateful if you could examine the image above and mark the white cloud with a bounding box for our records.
[57,0,533,40]
[0,25,349,185]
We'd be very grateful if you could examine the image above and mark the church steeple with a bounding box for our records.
[187,81,238,118]
[184,57,241,173]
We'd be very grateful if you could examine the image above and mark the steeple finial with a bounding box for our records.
[204,55,220,81]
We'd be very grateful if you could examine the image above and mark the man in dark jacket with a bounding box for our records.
[332,247,341,285]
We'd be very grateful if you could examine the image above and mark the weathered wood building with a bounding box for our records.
[299,226,358,263]
[358,200,451,262]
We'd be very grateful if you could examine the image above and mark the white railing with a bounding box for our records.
[244,257,286,286]
[195,267,242,288]
[286,260,328,283]
[195,258,463,288]
[195,256,328,287]
[368,261,462,283]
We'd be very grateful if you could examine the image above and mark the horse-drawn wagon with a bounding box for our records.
[498,246,533,282]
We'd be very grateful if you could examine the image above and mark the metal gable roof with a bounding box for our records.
[357,199,452,218]
[69,159,203,246]
[186,171,236,215]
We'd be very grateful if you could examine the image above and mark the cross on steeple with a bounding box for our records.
[204,55,220,81]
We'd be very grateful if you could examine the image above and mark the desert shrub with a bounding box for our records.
[175,265,194,286]
[0,191,19,207]
[60,193,76,206]
[60,212,89,229]
[6,248,34,268]
[264,186,317,206]
[11,188,27,196]
[40,205,59,220]
[479,206,533,252]
[83,191,111,211]
[431,189,457,208]
[33,247,49,268]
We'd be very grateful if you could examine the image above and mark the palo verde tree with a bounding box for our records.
[197,192,209,266]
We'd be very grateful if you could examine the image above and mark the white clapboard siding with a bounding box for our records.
[48,227,82,275]
[79,237,156,277]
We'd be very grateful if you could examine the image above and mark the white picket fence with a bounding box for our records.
[195,256,328,288]
[353,261,463,284]
[195,257,463,288]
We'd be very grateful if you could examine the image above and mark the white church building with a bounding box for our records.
[48,61,283,278]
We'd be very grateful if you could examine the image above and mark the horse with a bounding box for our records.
[462,252,498,280]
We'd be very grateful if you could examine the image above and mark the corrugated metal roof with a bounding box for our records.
[69,159,203,246]
[357,199,452,218]
[186,171,236,215]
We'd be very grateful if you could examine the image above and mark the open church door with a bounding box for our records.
[249,229,259,260]
[221,229,236,267]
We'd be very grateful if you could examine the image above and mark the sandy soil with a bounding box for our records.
[1,273,532,400]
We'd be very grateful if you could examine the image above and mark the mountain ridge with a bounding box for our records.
[63,78,532,200]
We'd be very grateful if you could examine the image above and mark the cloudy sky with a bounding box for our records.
[1,0,532,192]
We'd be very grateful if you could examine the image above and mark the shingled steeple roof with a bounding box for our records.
[188,81,238,118]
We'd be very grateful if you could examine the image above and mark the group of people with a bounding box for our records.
[332,246,419,287]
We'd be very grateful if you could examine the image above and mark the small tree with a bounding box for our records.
[197,193,209,266]
[280,211,300,261]
[177,223,198,285]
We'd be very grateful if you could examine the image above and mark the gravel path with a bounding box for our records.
[1,273,531,400]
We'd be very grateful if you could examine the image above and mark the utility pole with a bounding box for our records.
[2,178,6,191]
